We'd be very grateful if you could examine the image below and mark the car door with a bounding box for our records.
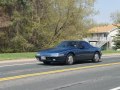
[77,41,93,60]
[75,42,86,60]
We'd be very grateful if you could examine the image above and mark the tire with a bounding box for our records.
[92,52,101,62]
[65,54,74,65]
[43,61,51,65]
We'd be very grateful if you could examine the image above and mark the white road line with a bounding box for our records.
[110,87,120,90]
[0,62,40,68]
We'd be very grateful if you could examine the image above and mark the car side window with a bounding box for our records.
[68,42,77,47]
[77,42,84,48]
[79,41,90,49]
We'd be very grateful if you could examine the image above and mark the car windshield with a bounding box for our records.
[57,41,77,48]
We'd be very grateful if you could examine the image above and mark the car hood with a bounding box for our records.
[38,47,72,54]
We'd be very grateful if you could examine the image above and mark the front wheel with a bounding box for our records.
[92,52,101,62]
[65,54,74,65]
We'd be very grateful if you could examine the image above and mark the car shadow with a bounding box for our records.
[75,60,102,65]
[37,63,66,66]
[37,60,102,66]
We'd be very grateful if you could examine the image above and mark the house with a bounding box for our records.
[84,24,120,50]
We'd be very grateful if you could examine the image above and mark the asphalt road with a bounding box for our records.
[0,55,120,90]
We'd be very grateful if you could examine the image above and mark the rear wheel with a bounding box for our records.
[92,52,101,62]
[66,54,74,65]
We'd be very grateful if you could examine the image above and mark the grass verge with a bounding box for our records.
[102,50,120,54]
[0,52,35,61]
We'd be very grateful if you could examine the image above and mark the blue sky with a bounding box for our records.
[94,0,120,24]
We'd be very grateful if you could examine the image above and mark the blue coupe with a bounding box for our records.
[35,41,102,65]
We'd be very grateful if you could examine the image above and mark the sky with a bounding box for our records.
[94,0,120,24]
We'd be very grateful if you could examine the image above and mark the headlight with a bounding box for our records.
[36,53,40,56]
[50,53,64,57]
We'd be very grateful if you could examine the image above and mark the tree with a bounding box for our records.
[110,11,120,24]
[110,12,120,49]
[113,25,120,50]
[0,0,96,53]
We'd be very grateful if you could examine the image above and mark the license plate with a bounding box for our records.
[41,56,46,60]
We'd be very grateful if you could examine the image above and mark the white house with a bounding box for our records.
[84,24,120,50]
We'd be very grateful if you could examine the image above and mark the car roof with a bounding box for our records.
[62,40,87,42]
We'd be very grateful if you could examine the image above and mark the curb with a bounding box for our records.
[0,58,35,64]
[102,54,120,57]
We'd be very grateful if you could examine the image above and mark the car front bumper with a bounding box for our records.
[35,56,66,63]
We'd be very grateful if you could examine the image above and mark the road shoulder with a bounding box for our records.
[0,53,120,64]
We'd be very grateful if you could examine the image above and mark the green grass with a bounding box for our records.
[0,52,35,61]
[102,50,120,54]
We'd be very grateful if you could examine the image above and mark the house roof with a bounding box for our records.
[89,24,120,33]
